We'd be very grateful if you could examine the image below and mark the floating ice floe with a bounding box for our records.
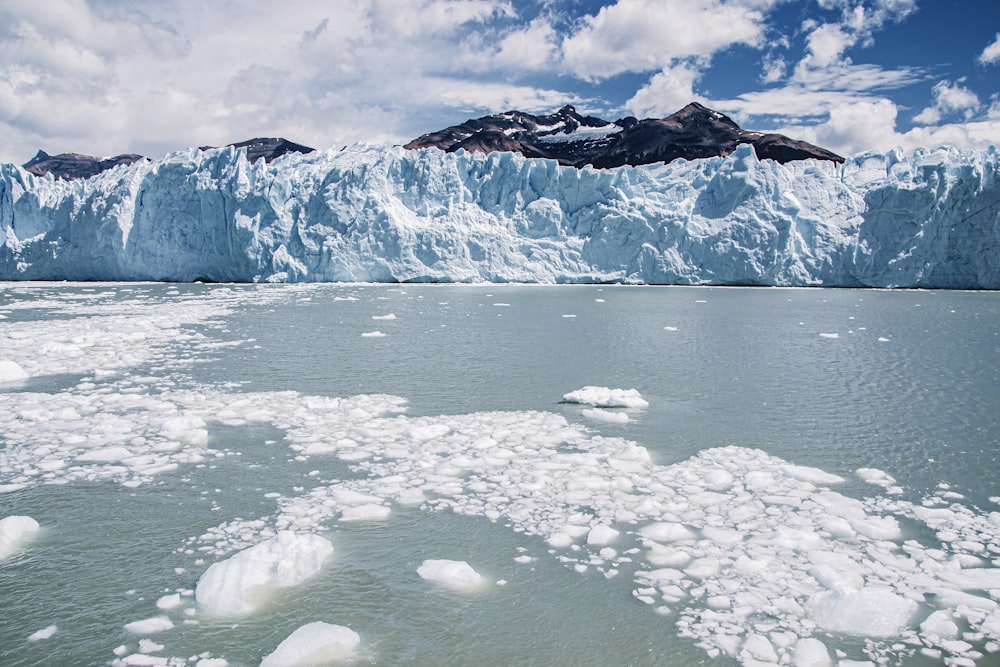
[0,515,40,560]
[0,359,29,383]
[361,331,386,337]
[27,625,57,641]
[123,615,174,635]
[195,532,333,616]
[581,408,630,424]
[563,386,649,409]
[417,559,483,590]
[259,622,361,667]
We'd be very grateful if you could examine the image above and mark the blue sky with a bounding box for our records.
[0,0,997,164]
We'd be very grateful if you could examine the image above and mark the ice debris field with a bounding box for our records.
[1,142,999,288]
[2,283,1000,667]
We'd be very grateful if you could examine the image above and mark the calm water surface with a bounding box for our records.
[1,283,998,666]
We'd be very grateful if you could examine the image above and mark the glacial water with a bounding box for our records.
[1,282,998,667]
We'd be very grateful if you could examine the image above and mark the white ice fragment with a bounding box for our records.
[792,637,831,667]
[920,609,960,638]
[848,515,902,541]
[547,532,574,548]
[818,332,839,338]
[259,622,361,667]
[586,524,619,546]
[856,467,897,488]
[371,313,396,320]
[138,638,164,653]
[27,625,57,641]
[155,593,182,610]
[562,386,649,408]
[780,464,844,485]
[742,634,779,662]
[0,515,40,560]
[340,504,391,521]
[123,616,174,635]
[195,532,333,616]
[581,408,629,424]
[809,563,864,593]
[0,359,29,383]
[417,559,482,590]
[360,331,386,337]
[807,588,917,637]
[640,522,696,543]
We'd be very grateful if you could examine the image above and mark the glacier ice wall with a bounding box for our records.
[1,142,997,287]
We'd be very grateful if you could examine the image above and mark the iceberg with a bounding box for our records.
[1,142,997,287]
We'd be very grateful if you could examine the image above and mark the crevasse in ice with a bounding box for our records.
[1,142,997,287]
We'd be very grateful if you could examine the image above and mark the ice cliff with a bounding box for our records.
[1,142,997,287]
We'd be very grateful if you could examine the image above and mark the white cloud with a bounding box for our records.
[0,0,572,163]
[560,0,772,80]
[470,15,560,71]
[777,97,1000,156]
[802,23,855,68]
[625,63,704,118]
[978,33,1000,66]
[792,0,916,79]
[913,79,981,125]
[760,53,787,84]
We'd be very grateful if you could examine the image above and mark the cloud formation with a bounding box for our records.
[0,0,996,164]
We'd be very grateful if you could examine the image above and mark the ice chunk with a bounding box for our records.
[417,559,482,590]
[807,588,917,636]
[586,524,619,546]
[581,408,629,424]
[0,359,29,383]
[195,532,333,615]
[27,625,57,641]
[155,593,182,610]
[123,616,174,634]
[562,387,649,408]
[640,522,696,543]
[920,609,960,638]
[340,504,391,521]
[792,637,831,667]
[259,622,361,667]
[0,515,40,560]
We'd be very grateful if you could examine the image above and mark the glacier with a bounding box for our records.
[1,142,998,287]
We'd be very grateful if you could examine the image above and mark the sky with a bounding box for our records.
[1,0,998,165]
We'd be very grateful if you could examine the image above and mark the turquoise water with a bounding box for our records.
[1,283,998,666]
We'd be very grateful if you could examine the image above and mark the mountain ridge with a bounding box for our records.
[404,102,844,167]
[22,138,315,181]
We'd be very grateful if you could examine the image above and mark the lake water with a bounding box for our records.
[1,282,998,666]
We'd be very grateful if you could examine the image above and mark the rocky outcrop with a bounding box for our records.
[405,102,844,167]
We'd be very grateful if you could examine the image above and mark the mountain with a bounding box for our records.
[1,141,996,288]
[200,138,315,165]
[23,138,314,181]
[22,150,146,181]
[404,103,844,167]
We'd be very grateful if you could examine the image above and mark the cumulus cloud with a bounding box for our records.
[777,96,1000,156]
[0,0,568,163]
[978,33,1000,66]
[625,63,705,118]
[913,79,981,125]
[560,0,772,80]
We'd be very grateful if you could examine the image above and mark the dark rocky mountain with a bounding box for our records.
[23,137,315,181]
[404,102,844,167]
[203,138,316,165]
[22,151,146,181]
